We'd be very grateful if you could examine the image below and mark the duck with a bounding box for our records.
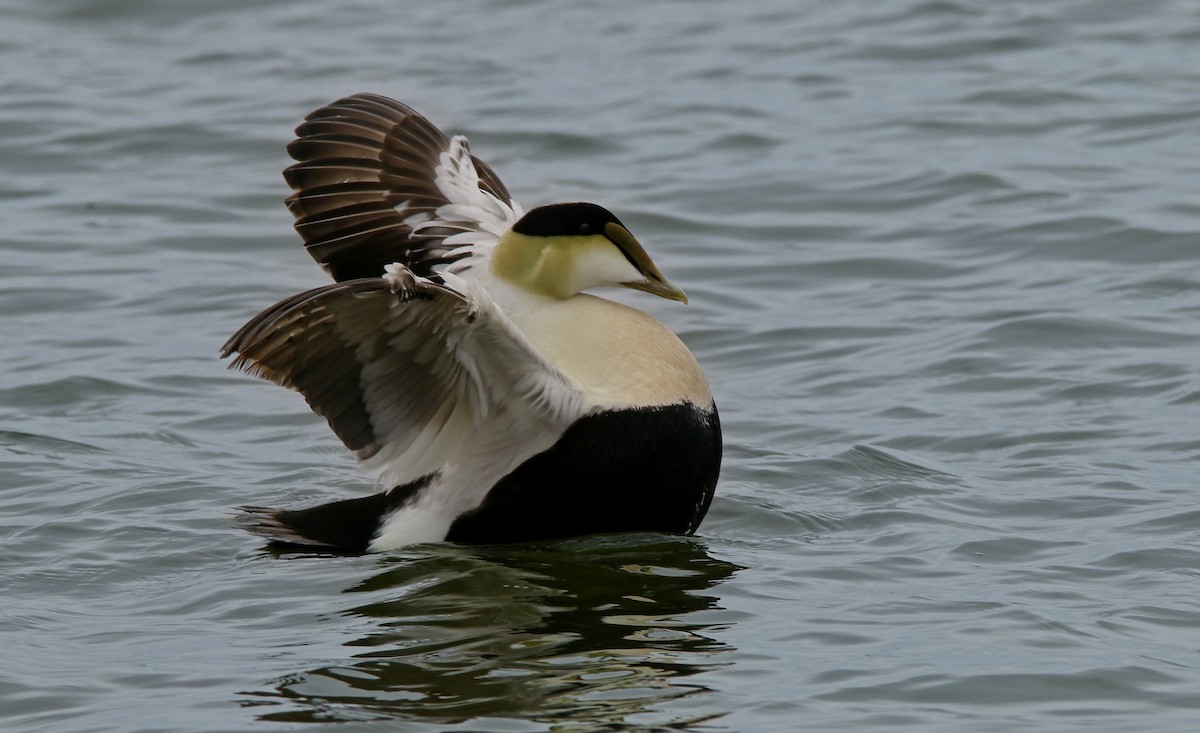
[222,93,721,552]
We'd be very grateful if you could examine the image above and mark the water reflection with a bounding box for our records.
[247,535,741,729]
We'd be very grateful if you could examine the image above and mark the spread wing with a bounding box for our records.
[221,265,582,487]
[283,93,523,281]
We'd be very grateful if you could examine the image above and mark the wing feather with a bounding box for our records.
[222,265,583,487]
[283,93,521,282]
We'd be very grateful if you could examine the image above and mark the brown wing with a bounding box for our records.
[282,93,516,281]
[222,266,583,487]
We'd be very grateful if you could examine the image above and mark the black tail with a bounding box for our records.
[236,475,433,552]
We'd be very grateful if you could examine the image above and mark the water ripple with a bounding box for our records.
[3,0,1200,731]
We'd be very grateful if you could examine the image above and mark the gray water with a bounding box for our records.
[3,1,1200,731]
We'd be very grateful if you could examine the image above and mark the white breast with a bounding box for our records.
[493,287,712,411]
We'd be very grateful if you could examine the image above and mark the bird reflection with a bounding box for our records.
[246,534,741,730]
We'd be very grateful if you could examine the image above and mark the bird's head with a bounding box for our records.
[490,202,688,303]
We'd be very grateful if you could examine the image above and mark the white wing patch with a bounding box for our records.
[409,136,524,272]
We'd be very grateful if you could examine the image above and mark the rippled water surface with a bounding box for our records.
[4,1,1200,731]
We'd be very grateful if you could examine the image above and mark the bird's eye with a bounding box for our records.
[579,222,592,235]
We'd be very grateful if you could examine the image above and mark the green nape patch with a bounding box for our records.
[490,230,618,299]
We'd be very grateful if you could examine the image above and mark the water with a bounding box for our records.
[3,0,1200,730]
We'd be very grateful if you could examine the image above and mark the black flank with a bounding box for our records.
[448,403,721,544]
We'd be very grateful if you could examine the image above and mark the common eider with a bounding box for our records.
[222,93,721,551]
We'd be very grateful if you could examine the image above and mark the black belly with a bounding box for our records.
[446,402,722,544]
